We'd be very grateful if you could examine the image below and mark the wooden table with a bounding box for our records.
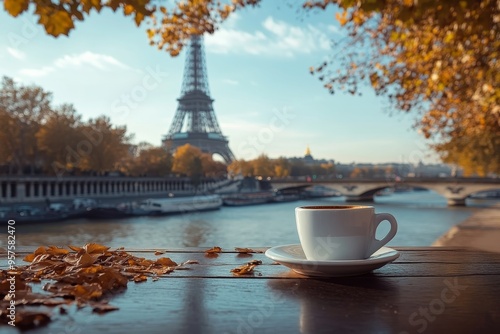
[2,246,500,333]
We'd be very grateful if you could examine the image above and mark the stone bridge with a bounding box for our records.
[270,177,500,206]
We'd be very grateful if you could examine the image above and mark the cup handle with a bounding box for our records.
[365,213,398,258]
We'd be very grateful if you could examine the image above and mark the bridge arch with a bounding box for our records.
[270,178,500,206]
[404,183,500,206]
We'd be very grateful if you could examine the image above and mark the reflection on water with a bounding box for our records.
[1,192,498,248]
[182,220,212,247]
[7,219,136,247]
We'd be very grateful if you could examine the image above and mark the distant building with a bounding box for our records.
[288,147,335,166]
[303,146,314,164]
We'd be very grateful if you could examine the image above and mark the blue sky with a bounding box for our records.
[0,2,440,165]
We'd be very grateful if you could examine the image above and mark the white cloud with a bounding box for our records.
[6,47,26,60]
[224,12,241,29]
[54,51,131,70]
[205,16,332,57]
[205,29,268,55]
[19,51,131,77]
[262,17,287,37]
[327,25,339,34]
[223,79,239,85]
[19,66,54,77]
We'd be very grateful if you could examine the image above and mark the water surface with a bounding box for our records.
[2,191,497,249]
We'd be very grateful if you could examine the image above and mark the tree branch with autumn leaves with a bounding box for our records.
[3,0,499,175]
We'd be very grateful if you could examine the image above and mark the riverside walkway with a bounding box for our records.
[434,202,500,253]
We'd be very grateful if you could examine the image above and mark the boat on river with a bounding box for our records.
[301,185,341,198]
[222,191,276,206]
[0,205,70,224]
[139,194,223,215]
[83,204,148,219]
[2,211,69,224]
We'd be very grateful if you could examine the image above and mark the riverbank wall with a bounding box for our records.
[0,176,235,205]
[433,202,500,253]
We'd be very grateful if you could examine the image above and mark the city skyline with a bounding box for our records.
[0,2,441,165]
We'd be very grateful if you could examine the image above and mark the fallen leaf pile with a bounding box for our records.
[0,243,189,329]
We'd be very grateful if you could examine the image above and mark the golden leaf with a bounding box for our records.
[31,253,52,264]
[205,246,222,254]
[235,247,254,253]
[4,0,29,17]
[75,251,97,267]
[72,283,103,300]
[28,260,58,272]
[155,257,178,266]
[134,12,145,26]
[139,259,154,267]
[97,268,128,289]
[47,245,70,256]
[123,4,134,16]
[77,265,103,275]
[335,11,348,26]
[44,10,75,37]
[230,263,256,276]
[83,243,110,254]
[133,274,148,283]
[34,246,48,255]
[23,253,36,263]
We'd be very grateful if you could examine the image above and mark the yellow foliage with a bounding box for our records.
[335,11,348,26]
[306,0,499,174]
[44,10,75,37]
[3,0,29,16]
[123,4,134,15]
[2,0,498,173]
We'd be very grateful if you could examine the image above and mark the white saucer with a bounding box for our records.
[265,244,400,277]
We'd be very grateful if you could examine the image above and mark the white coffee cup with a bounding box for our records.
[295,205,398,261]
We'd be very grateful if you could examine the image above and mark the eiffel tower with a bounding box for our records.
[163,35,235,164]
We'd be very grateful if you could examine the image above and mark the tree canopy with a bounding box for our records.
[227,154,336,179]
[305,0,499,176]
[3,0,259,56]
[0,77,229,177]
[3,0,499,175]
[0,77,133,175]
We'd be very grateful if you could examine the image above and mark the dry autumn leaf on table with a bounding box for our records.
[235,247,263,254]
[235,247,253,253]
[230,260,263,276]
[0,243,181,329]
[205,246,222,258]
[231,264,257,276]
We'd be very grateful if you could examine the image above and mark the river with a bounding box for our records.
[3,191,499,250]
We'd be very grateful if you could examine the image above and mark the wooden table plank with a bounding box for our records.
[1,247,500,333]
[3,250,500,278]
[5,247,500,264]
[4,275,498,334]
